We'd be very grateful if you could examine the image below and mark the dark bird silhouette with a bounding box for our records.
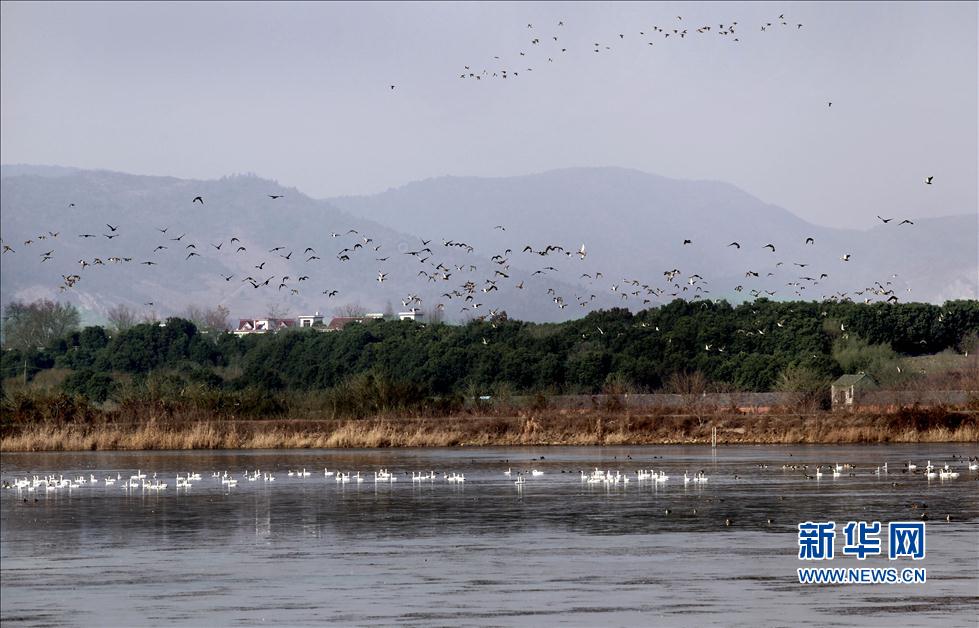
[683,239,692,245]
[728,242,740,249]
[235,246,246,253]
[764,243,776,252]
[221,273,234,281]
[186,252,200,260]
[269,194,283,199]
[924,176,933,185]
[106,224,119,232]
[192,196,204,204]
[805,237,814,245]
[899,219,914,225]
[877,215,892,223]
[211,242,223,250]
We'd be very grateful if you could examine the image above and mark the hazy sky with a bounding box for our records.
[1,1,976,228]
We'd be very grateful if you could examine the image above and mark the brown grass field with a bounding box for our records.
[2,407,976,452]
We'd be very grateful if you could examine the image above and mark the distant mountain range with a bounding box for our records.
[330,167,978,304]
[1,165,975,325]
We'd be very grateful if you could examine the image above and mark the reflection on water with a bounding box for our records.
[2,444,978,626]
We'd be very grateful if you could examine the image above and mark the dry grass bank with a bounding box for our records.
[2,408,976,451]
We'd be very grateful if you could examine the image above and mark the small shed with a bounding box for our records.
[831,373,878,410]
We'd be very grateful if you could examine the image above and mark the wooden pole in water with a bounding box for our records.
[711,426,717,448]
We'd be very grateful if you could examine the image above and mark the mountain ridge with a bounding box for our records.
[2,165,975,325]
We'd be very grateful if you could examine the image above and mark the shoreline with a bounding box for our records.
[3,410,977,452]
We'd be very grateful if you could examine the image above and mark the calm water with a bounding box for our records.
[2,444,978,627]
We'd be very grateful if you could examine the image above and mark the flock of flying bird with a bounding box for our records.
[0,11,940,326]
[1,167,933,326]
[451,12,805,84]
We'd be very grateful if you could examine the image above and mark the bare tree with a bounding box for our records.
[665,370,708,396]
[425,306,445,325]
[266,301,290,320]
[183,304,231,333]
[2,299,81,351]
[106,303,138,333]
[202,304,230,332]
[335,302,367,318]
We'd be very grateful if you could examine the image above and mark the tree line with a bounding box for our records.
[2,298,977,408]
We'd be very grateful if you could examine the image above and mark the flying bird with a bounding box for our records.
[924,176,933,185]
[269,194,283,199]
[192,196,204,204]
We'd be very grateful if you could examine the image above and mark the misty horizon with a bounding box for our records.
[2,1,976,230]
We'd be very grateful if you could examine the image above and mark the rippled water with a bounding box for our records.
[2,444,978,627]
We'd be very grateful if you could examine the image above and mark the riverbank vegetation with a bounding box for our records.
[3,406,976,451]
[2,299,977,450]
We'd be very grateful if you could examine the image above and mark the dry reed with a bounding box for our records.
[2,409,976,451]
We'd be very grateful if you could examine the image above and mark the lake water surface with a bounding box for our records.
[2,444,978,627]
